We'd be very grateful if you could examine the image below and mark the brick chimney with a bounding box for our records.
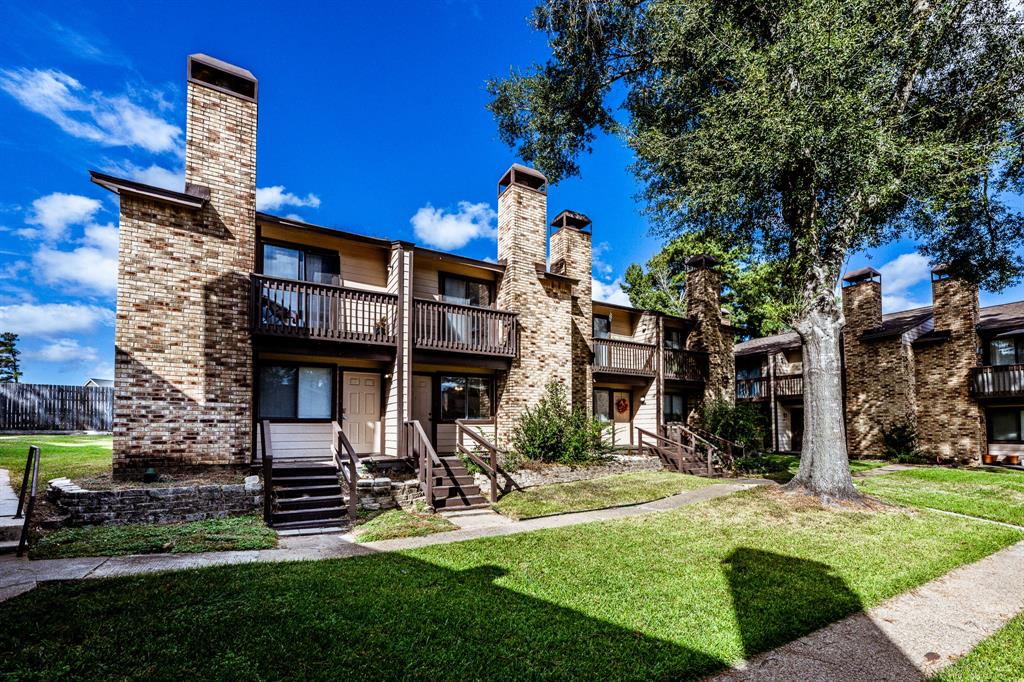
[550,210,593,411]
[841,267,882,333]
[111,54,258,475]
[494,164,574,445]
[914,265,983,461]
[684,255,735,405]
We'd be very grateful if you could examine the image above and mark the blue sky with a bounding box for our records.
[1,1,1022,385]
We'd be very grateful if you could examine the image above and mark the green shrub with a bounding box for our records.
[881,417,928,464]
[701,399,766,452]
[733,455,787,475]
[511,381,608,466]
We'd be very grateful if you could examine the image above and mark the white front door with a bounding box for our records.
[343,372,381,454]
[412,375,433,441]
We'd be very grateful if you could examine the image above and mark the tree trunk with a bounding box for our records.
[785,288,861,502]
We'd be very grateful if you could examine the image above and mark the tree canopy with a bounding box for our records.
[489,0,1024,499]
[622,231,790,336]
[0,332,22,384]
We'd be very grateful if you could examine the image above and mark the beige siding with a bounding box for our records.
[412,259,500,302]
[259,222,390,291]
[255,422,334,462]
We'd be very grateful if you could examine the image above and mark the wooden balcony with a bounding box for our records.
[413,299,517,357]
[735,374,803,401]
[664,349,709,383]
[593,338,656,377]
[971,364,1024,398]
[775,373,803,398]
[736,377,769,401]
[251,274,398,346]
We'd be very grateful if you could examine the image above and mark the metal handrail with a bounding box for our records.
[15,446,40,557]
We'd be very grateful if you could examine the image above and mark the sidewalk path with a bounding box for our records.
[710,539,1024,681]
[0,481,759,602]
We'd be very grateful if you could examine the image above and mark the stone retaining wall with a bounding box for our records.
[354,478,423,511]
[48,476,262,526]
[475,454,663,493]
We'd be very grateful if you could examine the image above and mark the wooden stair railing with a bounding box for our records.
[332,421,361,519]
[14,445,41,557]
[637,428,701,474]
[406,420,440,510]
[666,422,745,464]
[454,419,521,502]
[260,420,274,524]
[664,423,733,476]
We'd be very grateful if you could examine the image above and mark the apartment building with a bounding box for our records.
[93,54,731,480]
[736,265,1024,464]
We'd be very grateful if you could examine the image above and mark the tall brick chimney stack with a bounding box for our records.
[841,267,883,333]
[684,255,735,405]
[914,265,983,461]
[495,164,574,445]
[111,54,258,475]
[550,210,594,411]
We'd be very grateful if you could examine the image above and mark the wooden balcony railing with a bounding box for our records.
[664,349,709,383]
[736,377,769,401]
[251,274,398,345]
[775,373,803,397]
[593,338,656,377]
[413,299,517,357]
[971,364,1024,398]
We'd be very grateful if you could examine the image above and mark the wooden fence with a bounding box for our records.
[0,383,113,431]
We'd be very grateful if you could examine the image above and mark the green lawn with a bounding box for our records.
[0,434,112,492]
[932,611,1024,681]
[856,467,1024,526]
[1,487,1019,680]
[493,471,715,520]
[356,508,457,542]
[30,515,277,559]
[749,454,888,483]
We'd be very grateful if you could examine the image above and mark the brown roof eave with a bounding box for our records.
[89,171,206,210]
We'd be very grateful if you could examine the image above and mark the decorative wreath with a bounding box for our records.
[615,397,629,415]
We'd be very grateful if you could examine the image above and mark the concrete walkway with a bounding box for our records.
[0,481,758,602]
[710,539,1024,681]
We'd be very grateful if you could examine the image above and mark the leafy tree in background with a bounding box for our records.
[622,231,790,336]
[0,332,22,383]
[489,0,1024,501]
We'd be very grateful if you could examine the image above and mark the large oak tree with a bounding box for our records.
[489,0,1024,500]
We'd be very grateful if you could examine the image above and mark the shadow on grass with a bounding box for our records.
[721,548,922,679]
[1,546,924,679]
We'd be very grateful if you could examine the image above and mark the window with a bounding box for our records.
[259,365,333,419]
[664,328,684,350]
[261,243,340,285]
[593,389,612,422]
[592,315,611,339]
[736,364,762,380]
[441,274,492,307]
[989,339,1024,366]
[664,393,687,423]
[989,408,1024,443]
[440,376,492,421]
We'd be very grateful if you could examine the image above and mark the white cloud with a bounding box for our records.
[592,277,632,307]
[25,338,99,364]
[256,186,321,212]
[0,68,181,153]
[592,241,614,280]
[411,201,497,250]
[33,223,118,295]
[0,303,114,335]
[877,252,932,312]
[106,160,184,191]
[26,192,101,241]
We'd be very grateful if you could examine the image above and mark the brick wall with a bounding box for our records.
[113,68,256,475]
[841,280,917,457]
[914,277,983,460]
[550,222,593,412]
[495,171,574,446]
